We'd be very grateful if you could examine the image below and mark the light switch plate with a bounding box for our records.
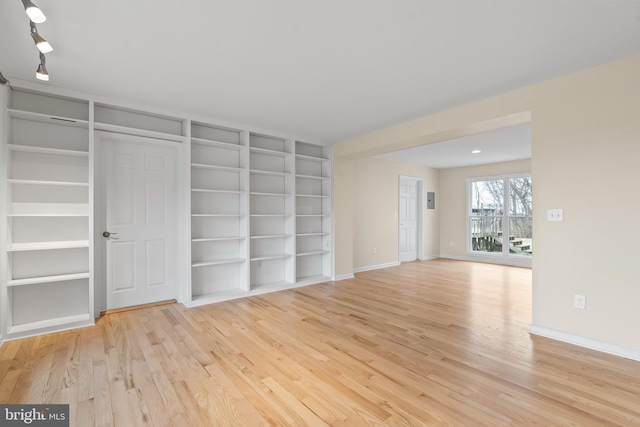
[547,208,563,221]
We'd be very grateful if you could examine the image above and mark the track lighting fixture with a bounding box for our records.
[36,52,49,81]
[21,0,46,23]
[30,22,52,54]
[0,70,9,86]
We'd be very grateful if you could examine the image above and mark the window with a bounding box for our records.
[468,174,532,257]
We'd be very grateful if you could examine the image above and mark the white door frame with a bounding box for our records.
[94,131,184,313]
[398,175,424,262]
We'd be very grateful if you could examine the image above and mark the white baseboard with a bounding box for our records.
[529,325,640,362]
[419,255,440,261]
[353,261,400,273]
[440,254,532,269]
[333,273,355,281]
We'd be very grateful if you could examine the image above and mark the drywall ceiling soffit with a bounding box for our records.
[1,1,639,143]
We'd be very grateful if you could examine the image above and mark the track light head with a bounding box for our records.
[0,70,9,86]
[30,22,53,53]
[36,52,49,81]
[22,0,46,23]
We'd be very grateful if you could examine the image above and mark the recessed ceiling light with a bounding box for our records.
[471,149,481,154]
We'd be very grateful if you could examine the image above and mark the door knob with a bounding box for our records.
[102,231,118,239]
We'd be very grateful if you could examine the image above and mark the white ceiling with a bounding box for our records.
[377,122,531,169]
[1,1,640,144]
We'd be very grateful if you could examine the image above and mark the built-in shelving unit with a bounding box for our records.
[0,82,333,339]
[189,123,249,305]
[295,142,332,282]
[2,88,93,339]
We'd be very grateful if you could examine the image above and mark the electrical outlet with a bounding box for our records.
[574,294,586,309]
[449,241,454,247]
[373,247,377,254]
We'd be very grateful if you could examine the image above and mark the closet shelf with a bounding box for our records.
[296,214,330,218]
[191,137,245,151]
[8,179,89,187]
[296,232,330,237]
[192,213,245,217]
[250,214,292,218]
[192,237,246,242]
[297,250,330,257]
[192,188,243,194]
[8,313,92,335]
[192,258,245,267]
[191,163,244,172]
[8,272,90,287]
[94,122,186,143]
[8,109,89,128]
[249,147,291,157]
[295,194,329,198]
[250,253,293,261]
[249,169,289,177]
[250,192,290,197]
[295,174,329,180]
[7,144,89,157]
[250,234,290,239]
[8,240,90,252]
[295,154,329,163]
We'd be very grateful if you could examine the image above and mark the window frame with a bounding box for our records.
[466,173,532,260]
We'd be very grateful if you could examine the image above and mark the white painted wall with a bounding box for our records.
[334,54,640,354]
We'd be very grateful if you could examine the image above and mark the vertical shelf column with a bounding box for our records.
[188,123,248,305]
[248,134,295,289]
[295,142,332,283]
[2,88,94,338]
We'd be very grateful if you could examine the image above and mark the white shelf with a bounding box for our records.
[192,237,246,242]
[250,234,290,239]
[295,275,332,285]
[250,147,291,157]
[191,137,245,151]
[7,144,89,157]
[296,214,331,217]
[8,313,92,335]
[9,203,89,217]
[8,272,90,287]
[95,122,186,143]
[297,232,330,237]
[296,250,330,257]
[295,154,329,163]
[250,169,289,177]
[8,109,89,128]
[250,214,291,218]
[296,194,329,198]
[296,174,329,180]
[250,253,292,261]
[192,258,246,267]
[8,179,89,187]
[191,163,244,172]
[192,188,243,194]
[250,192,289,197]
[8,240,90,252]
[192,213,245,217]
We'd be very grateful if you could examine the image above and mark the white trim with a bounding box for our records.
[440,254,532,268]
[419,255,440,261]
[530,325,640,362]
[353,261,401,273]
[333,273,355,281]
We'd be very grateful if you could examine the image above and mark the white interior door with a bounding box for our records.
[399,177,418,262]
[101,133,178,309]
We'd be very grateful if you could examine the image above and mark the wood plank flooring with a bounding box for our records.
[1,259,640,426]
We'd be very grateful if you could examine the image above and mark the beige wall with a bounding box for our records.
[350,157,439,270]
[333,54,640,352]
[439,159,531,262]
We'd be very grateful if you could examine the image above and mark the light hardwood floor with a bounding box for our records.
[1,259,640,426]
